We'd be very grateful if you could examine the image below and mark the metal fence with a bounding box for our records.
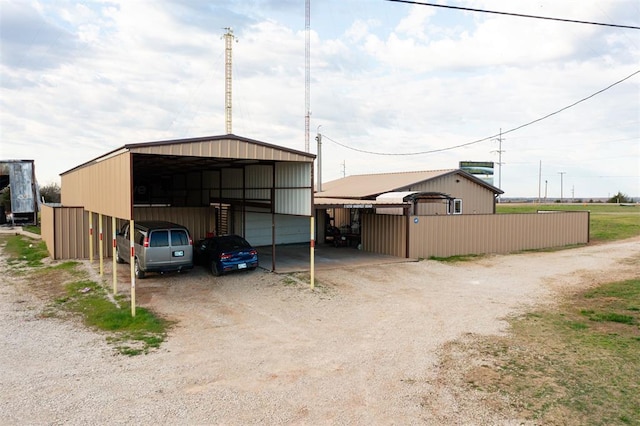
[362,211,590,258]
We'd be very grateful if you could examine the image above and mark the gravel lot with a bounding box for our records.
[1,236,639,425]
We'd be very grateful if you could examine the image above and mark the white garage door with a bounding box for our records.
[240,211,310,247]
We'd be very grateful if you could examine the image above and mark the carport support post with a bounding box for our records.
[129,219,136,317]
[88,212,93,262]
[310,216,315,290]
[112,216,117,294]
[99,214,104,276]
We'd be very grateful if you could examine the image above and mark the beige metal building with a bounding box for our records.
[42,134,316,269]
[313,169,589,259]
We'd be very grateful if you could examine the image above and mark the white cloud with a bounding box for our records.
[0,0,637,197]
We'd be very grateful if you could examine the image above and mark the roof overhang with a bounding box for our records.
[376,191,454,203]
[314,197,410,209]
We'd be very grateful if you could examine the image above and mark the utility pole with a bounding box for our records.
[223,28,237,134]
[558,172,566,203]
[341,160,346,177]
[305,0,311,152]
[544,180,548,201]
[316,130,322,192]
[491,129,505,202]
[537,160,542,204]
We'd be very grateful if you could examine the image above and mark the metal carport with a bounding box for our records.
[46,134,315,315]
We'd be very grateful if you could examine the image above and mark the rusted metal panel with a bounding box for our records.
[61,151,132,220]
[408,212,589,258]
[5,160,38,214]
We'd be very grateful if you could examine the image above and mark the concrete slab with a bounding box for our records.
[0,225,41,239]
[256,243,417,274]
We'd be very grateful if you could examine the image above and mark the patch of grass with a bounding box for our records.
[0,235,170,356]
[496,204,640,242]
[429,254,481,262]
[56,279,171,356]
[437,278,640,424]
[2,235,49,267]
[23,225,41,235]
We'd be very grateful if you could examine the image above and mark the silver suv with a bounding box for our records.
[115,221,194,278]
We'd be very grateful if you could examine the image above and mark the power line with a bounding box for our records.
[384,0,640,30]
[323,69,640,156]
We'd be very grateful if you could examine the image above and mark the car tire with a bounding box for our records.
[211,260,222,277]
[135,258,145,279]
[115,246,124,264]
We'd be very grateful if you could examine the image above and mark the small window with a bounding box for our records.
[170,230,189,246]
[453,199,462,215]
[149,230,169,247]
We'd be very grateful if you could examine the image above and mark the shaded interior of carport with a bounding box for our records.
[55,135,315,314]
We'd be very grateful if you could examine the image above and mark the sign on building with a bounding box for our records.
[459,161,494,185]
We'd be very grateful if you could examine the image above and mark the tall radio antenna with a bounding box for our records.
[304,0,311,152]
[223,27,237,134]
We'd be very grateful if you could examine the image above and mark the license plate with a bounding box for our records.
[238,263,247,269]
[173,250,184,257]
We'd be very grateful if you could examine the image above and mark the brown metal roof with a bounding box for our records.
[316,169,503,199]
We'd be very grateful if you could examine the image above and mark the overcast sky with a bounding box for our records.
[1,0,639,199]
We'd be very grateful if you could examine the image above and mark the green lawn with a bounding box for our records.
[497,203,640,242]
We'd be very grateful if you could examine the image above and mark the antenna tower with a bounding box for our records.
[304,0,311,152]
[223,28,236,134]
[491,128,505,200]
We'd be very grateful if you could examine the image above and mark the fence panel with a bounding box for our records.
[409,211,589,258]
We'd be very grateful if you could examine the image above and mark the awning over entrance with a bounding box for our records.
[314,197,410,209]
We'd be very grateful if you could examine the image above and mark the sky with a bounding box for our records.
[1,0,639,199]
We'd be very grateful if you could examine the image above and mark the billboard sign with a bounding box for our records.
[460,161,494,185]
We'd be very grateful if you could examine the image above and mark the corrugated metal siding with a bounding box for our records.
[40,204,55,258]
[245,165,273,202]
[275,163,312,216]
[130,138,313,162]
[409,174,494,214]
[134,206,214,241]
[362,213,405,257]
[332,208,351,228]
[408,212,589,258]
[88,211,117,259]
[61,152,132,220]
[49,207,89,260]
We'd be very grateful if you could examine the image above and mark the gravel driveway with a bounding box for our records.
[1,237,639,425]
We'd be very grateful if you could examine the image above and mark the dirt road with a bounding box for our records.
[1,237,638,424]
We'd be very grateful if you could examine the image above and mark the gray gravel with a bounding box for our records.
[1,236,638,425]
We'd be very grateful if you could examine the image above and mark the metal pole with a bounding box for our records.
[99,213,104,276]
[88,212,93,262]
[558,172,566,203]
[112,216,117,294]
[316,131,322,192]
[129,219,136,317]
[537,160,541,204]
[310,216,315,290]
